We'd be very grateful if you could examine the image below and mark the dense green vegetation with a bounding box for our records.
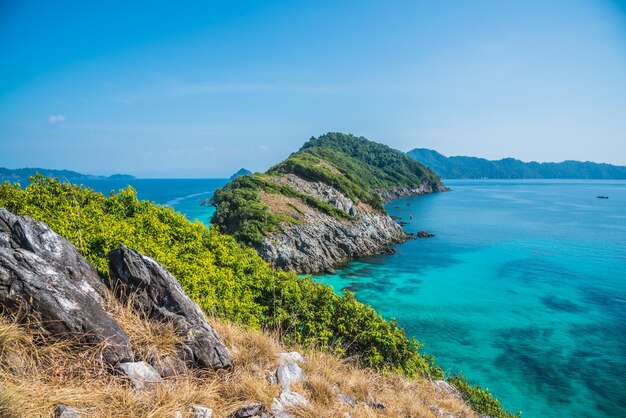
[450,374,520,417]
[408,148,626,179]
[0,176,516,417]
[209,173,353,245]
[270,132,442,210]
[211,133,444,245]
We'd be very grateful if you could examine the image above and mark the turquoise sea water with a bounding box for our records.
[314,180,626,418]
[75,178,226,224]
[32,178,625,417]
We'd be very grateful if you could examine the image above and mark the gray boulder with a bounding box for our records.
[117,361,162,389]
[433,380,463,400]
[269,391,309,416]
[54,404,80,418]
[277,351,304,365]
[191,405,213,418]
[108,244,231,370]
[336,394,357,407]
[0,209,133,365]
[149,355,188,377]
[275,362,305,392]
[230,403,268,418]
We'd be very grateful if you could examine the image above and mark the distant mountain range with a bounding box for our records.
[407,149,626,179]
[0,167,135,180]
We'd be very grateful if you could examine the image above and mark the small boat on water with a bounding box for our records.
[597,196,609,199]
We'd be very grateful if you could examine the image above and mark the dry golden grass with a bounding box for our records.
[113,297,184,364]
[259,190,307,221]
[0,299,477,418]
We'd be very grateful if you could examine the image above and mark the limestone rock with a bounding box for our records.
[270,391,309,416]
[108,245,231,370]
[376,184,449,203]
[433,380,463,401]
[277,351,304,365]
[117,361,162,389]
[336,394,357,407]
[256,175,409,274]
[191,405,213,418]
[275,362,305,391]
[429,404,455,418]
[0,209,132,365]
[367,400,386,409]
[150,355,188,378]
[54,404,80,418]
[230,403,268,418]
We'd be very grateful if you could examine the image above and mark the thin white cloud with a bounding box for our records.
[169,82,270,97]
[48,114,66,123]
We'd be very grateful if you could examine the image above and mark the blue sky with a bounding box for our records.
[1,0,625,177]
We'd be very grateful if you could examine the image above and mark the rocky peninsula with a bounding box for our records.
[210,133,447,273]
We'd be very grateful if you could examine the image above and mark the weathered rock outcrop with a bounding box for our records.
[377,184,449,203]
[255,175,407,273]
[117,361,163,389]
[0,208,133,365]
[108,244,232,370]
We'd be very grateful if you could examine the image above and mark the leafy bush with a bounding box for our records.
[209,173,352,246]
[449,374,521,418]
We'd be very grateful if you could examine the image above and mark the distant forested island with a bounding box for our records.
[0,167,135,180]
[229,168,252,180]
[407,149,626,179]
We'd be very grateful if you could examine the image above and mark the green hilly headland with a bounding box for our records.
[209,133,447,273]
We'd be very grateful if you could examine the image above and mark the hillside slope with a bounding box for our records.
[210,133,447,273]
[408,148,626,179]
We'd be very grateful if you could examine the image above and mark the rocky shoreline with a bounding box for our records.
[254,174,443,274]
[377,183,450,203]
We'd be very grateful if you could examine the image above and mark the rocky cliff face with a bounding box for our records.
[0,208,133,365]
[255,174,415,274]
[377,183,449,203]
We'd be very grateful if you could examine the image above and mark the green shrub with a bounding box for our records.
[449,374,521,418]
[208,173,352,246]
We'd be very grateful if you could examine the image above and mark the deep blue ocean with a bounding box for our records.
[76,178,228,225]
[37,178,626,417]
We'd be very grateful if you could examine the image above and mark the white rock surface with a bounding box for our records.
[336,393,357,407]
[270,390,309,416]
[276,362,306,391]
[191,405,213,418]
[277,351,305,365]
[117,361,162,389]
[54,405,80,418]
[433,380,463,400]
